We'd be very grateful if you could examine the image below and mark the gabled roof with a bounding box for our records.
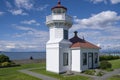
[69,31,100,49]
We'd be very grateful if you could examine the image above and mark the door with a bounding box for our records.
[88,53,93,69]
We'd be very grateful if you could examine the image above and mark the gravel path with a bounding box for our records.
[18,68,120,80]
[99,69,120,80]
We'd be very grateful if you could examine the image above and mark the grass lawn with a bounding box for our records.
[109,59,120,69]
[31,68,92,80]
[107,59,120,80]
[0,63,45,80]
[108,75,120,80]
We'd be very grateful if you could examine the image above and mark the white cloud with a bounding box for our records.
[71,11,120,31]
[36,4,49,11]
[8,9,28,15]
[111,0,120,4]
[90,0,120,4]
[15,0,33,10]
[90,0,107,4]
[6,0,48,15]
[14,26,48,39]
[0,11,4,16]
[0,26,49,51]
[21,20,40,26]
[70,11,120,50]
[15,26,35,31]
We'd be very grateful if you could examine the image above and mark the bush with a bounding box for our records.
[1,62,11,67]
[96,71,104,76]
[84,70,96,75]
[0,54,10,63]
[100,61,112,69]
[100,55,120,61]
[106,68,114,71]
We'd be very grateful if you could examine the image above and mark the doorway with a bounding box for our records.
[88,53,93,69]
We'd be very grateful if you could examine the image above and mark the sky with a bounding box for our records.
[0,0,120,52]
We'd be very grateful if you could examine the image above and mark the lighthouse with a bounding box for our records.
[46,0,73,73]
[46,0,100,74]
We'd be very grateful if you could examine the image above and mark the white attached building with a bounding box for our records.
[46,1,100,74]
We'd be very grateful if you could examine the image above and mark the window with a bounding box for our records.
[95,53,98,63]
[64,30,68,39]
[63,53,68,66]
[83,53,87,65]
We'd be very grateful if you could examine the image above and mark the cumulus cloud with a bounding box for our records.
[14,0,49,11]
[5,0,49,16]
[70,11,120,50]
[71,11,120,31]
[21,20,40,26]
[0,26,49,51]
[15,26,35,31]
[15,0,33,10]
[14,26,48,38]
[90,0,107,4]
[90,0,120,4]
[8,9,28,15]
[111,0,120,4]
[0,40,46,51]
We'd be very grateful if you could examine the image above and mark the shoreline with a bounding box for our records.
[12,59,46,64]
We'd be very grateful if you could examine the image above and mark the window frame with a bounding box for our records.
[95,53,98,64]
[63,53,68,66]
[83,53,87,65]
[63,30,68,40]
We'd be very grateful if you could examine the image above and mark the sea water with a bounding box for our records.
[0,52,46,60]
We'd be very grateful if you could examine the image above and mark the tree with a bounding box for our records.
[0,54,10,63]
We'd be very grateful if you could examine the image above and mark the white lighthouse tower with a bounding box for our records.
[46,0,73,73]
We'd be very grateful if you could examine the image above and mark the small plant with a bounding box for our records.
[96,71,104,76]
[1,62,11,67]
[84,70,96,75]
[100,61,112,69]
[0,54,20,68]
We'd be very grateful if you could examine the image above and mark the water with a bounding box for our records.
[0,52,46,60]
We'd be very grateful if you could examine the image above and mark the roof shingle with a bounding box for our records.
[69,31,100,49]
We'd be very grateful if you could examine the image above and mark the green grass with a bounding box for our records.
[107,59,120,80]
[31,68,92,80]
[0,63,45,80]
[108,75,120,80]
[109,59,120,69]
[1,59,120,80]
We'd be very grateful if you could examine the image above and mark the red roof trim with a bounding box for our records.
[51,1,67,10]
[70,41,101,49]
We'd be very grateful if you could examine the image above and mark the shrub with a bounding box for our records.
[106,68,114,71]
[84,70,95,75]
[0,54,10,63]
[1,62,11,67]
[96,71,104,76]
[100,55,120,61]
[100,61,112,69]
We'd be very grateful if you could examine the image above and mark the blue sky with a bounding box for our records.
[0,0,120,52]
